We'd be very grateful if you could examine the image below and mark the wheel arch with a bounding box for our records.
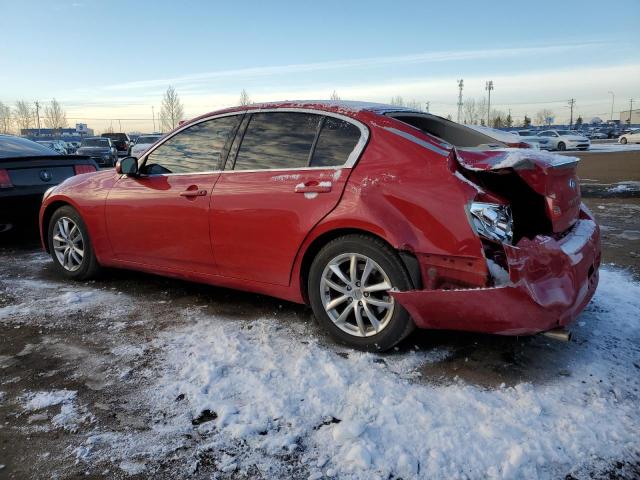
[297,227,421,304]
[41,200,75,253]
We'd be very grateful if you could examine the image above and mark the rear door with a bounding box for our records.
[210,111,366,285]
[105,115,241,274]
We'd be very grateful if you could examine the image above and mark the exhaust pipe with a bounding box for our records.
[542,328,572,342]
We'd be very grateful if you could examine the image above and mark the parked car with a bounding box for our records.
[0,135,97,233]
[40,101,600,351]
[101,132,131,156]
[464,125,549,150]
[618,128,640,144]
[588,131,608,140]
[36,140,67,155]
[536,130,590,151]
[75,137,118,167]
[130,134,162,158]
[513,130,552,150]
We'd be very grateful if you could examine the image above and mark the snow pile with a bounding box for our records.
[22,390,77,411]
[70,268,637,478]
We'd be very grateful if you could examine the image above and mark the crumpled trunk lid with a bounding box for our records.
[455,148,581,234]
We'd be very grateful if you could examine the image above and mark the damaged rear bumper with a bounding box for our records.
[391,210,601,336]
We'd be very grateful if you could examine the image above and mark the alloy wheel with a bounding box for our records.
[52,217,85,272]
[320,253,395,337]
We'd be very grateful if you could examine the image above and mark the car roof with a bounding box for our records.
[189,100,418,124]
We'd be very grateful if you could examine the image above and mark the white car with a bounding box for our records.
[130,134,162,158]
[514,130,552,150]
[619,129,640,144]
[463,125,548,150]
[536,129,590,151]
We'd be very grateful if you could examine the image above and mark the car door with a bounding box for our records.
[105,114,241,274]
[210,111,366,286]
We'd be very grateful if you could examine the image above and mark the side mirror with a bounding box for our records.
[116,157,139,176]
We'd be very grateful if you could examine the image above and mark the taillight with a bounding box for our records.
[0,169,12,188]
[74,164,97,175]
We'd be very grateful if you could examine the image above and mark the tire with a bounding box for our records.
[47,205,101,280]
[620,137,628,144]
[557,142,566,151]
[308,234,414,351]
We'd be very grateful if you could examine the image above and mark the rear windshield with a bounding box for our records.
[101,133,128,140]
[518,131,535,136]
[82,138,110,147]
[386,113,504,148]
[0,136,61,158]
[557,130,574,136]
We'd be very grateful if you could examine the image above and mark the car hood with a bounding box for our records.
[455,148,581,233]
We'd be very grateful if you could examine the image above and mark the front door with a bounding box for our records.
[210,111,365,285]
[105,115,241,274]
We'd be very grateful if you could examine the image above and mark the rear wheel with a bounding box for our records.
[620,137,628,144]
[47,206,101,280]
[308,235,414,351]
[557,142,566,151]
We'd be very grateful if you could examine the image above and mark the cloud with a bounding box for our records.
[101,42,604,93]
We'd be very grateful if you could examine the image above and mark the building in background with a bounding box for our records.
[619,109,640,125]
[21,123,94,141]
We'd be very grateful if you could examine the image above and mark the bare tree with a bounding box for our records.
[405,99,423,111]
[238,89,252,106]
[476,98,488,125]
[14,100,34,132]
[330,90,341,101]
[390,95,405,106]
[0,102,12,134]
[463,99,478,124]
[160,86,184,132]
[535,109,555,126]
[44,98,68,130]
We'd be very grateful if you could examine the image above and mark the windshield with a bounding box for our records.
[136,136,161,145]
[0,136,61,158]
[517,131,535,136]
[557,130,575,136]
[82,138,109,147]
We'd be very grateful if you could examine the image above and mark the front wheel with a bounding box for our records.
[620,137,628,144]
[48,206,101,280]
[557,142,566,151]
[308,235,414,351]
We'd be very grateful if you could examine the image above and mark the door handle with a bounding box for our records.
[179,189,208,197]
[294,180,332,193]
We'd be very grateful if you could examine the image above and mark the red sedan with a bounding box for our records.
[39,101,600,350]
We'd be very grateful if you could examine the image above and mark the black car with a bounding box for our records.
[101,132,131,156]
[0,135,98,233]
[76,137,118,167]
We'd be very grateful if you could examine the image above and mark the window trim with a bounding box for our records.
[138,108,369,176]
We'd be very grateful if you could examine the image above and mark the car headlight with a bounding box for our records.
[469,202,513,244]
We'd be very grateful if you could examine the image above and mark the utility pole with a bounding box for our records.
[456,79,464,123]
[425,101,430,113]
[34,101,41,135]
[118,119,122,132]
[629,98,634,125]
[568,98,576,127]
[152,106,156,132]
[485,80,494,126]
[608,91,615,122]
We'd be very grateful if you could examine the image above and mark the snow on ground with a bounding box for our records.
[588,143,640,153]
[67,268,640,479]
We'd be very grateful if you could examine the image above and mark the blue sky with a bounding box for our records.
[1,0,638,131]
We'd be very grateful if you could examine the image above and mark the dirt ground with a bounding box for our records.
[0,149,638,479]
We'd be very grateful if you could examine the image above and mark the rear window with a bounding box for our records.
[310,117,361,167]
[233,112,320,171]
[82,138,110,147]
[101,133,128,141]
[0,136,60,158]
[387,113,504,148]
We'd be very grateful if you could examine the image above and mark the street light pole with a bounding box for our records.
[485,80,494,126]
[608,91,615,122]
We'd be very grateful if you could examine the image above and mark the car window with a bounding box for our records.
[233,112,320,171]
[145,116,241,174]
[310,117,362,167]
